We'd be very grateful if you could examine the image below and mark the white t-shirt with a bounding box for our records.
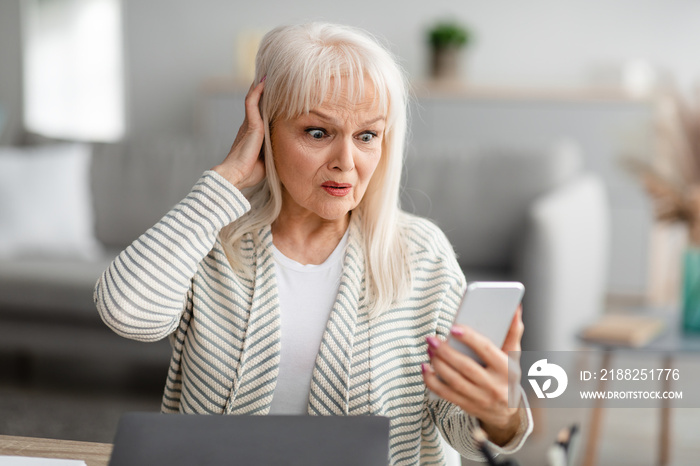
[268,229,349,414]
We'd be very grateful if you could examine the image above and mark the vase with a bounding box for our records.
[682,247,700,332]
[430,46,461,81]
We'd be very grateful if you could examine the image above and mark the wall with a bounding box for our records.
[120,0,700,137]
[2,1,699,139]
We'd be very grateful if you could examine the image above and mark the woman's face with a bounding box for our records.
[271,78,385,222]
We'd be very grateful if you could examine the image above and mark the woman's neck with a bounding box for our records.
[271,210,350,265]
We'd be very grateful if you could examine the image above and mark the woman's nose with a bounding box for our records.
[330,138,355,172]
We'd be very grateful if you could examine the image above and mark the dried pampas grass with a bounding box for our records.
[627,86,700,245]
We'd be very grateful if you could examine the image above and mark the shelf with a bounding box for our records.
[201,76,654,104]
[411,80,654,104]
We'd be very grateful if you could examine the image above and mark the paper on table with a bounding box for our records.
[0,457,87,466]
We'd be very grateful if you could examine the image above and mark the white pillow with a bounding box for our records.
[0,143,102,259]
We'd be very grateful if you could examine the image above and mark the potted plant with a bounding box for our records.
[427,21,472,80]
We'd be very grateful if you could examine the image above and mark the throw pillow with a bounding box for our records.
[0,143,102,259]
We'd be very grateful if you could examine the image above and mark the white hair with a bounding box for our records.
[220,22,412,315]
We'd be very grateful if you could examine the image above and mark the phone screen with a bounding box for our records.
[447,281,524,364]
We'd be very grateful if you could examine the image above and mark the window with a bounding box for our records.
[22,0,124,141]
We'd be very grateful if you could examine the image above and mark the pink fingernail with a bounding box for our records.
[260,75,267,83]
[427,347,434,358]
[421,363,430,374]
[450,326,465,336]
[426,336,441,349]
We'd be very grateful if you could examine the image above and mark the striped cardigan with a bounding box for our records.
[94,171,532,465]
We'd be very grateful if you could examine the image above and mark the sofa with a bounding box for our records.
[0,138,231,368]
[0,137,609,373]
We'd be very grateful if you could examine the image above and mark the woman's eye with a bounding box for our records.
[306,129,325,139]
[359,132,376,143]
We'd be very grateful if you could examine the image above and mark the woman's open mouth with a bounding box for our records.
[321,182,352,197]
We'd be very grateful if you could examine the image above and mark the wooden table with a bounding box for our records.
[0,435,112,466]
[580,310,700,466]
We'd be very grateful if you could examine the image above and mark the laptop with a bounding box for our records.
[109,412,391,466]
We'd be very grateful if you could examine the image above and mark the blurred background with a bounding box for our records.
[2,1,700,465]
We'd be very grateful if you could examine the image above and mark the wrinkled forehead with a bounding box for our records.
[315,77,385,116]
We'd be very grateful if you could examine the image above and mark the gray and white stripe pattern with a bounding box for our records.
[94,170,532,465]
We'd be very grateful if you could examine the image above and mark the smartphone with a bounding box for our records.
[446,281,525,365]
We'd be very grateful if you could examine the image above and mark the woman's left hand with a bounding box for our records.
[422,305,524,447]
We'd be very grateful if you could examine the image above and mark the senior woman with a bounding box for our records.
[95,22,532,465]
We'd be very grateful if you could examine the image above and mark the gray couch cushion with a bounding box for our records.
[401,143,582,269]
[0,249,119,319]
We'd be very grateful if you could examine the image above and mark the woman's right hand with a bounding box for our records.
[212,79,267,189]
